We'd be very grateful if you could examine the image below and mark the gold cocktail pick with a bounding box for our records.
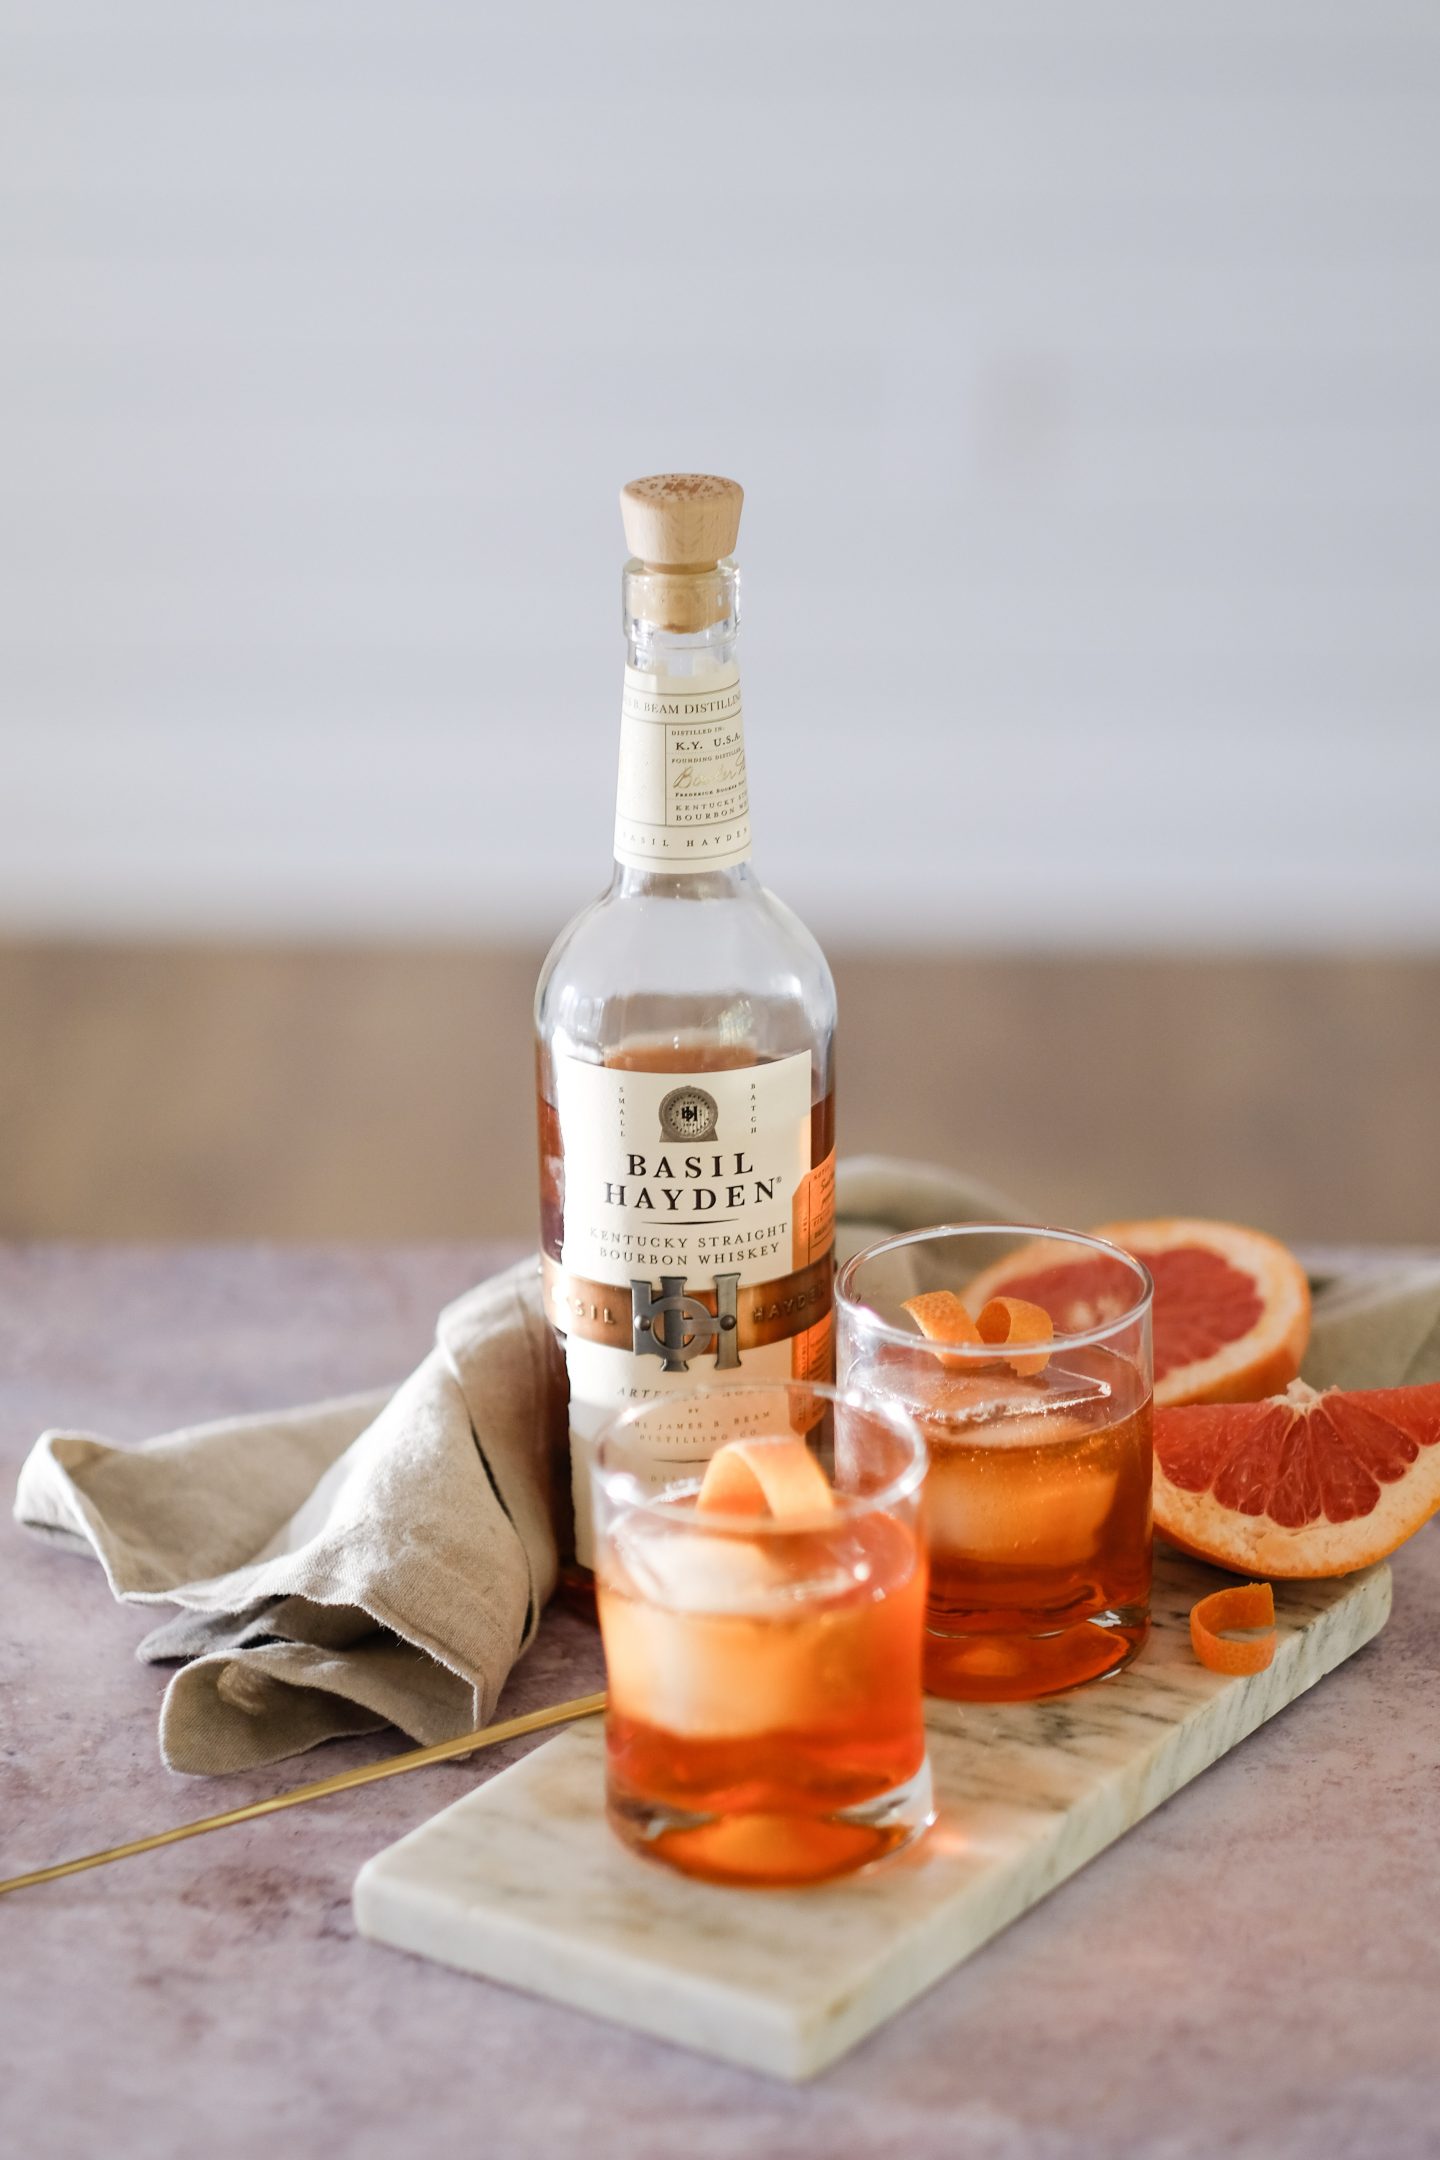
[0,1689,607,1898]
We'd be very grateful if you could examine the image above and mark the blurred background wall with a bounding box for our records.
[2,1,1437,1246]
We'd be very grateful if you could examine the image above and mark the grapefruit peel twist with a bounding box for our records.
[1188,1581,1277,1676]
[902,1290,1053,1376]
[697,1437,835,1520]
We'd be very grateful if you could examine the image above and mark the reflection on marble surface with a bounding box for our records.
[356,1554,1391,2079]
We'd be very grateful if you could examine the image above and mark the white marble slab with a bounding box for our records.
[354,1552,1392,2081]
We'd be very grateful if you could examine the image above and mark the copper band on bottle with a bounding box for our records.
[541,1252,834,1354]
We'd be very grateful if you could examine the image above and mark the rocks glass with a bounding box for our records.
[838,1225,1154,1700]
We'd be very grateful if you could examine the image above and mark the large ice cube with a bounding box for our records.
[609,1521,792,1616]
[923,1361,1112,1433]
[599,1520,865,1739]
[923,1407,1119,1567]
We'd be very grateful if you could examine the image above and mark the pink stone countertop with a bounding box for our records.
[3,1243,1438,2160]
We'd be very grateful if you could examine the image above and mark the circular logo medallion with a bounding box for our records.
[659,1085,719,1142]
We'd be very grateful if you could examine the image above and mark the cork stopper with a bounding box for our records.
[620,474,743,569]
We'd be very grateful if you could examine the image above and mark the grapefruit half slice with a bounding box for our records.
[963,1217,1311,1409]
[1155,1378,1440,1576]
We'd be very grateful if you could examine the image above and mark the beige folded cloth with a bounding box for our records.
[15,1264,556,1775]
[1301,1254,1440,1390]
[15,1158,1440,1775]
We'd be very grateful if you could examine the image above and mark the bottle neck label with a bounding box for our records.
[613,663,752,872]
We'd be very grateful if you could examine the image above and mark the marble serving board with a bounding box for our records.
[354,1552,1391,2081]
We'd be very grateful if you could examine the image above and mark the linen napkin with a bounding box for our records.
[15,1158,1439,1775]
[14,1262,555,1775]
[1301,1254,1440,1390]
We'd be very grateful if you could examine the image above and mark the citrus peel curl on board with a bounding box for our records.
[1188,1581,1277,1675]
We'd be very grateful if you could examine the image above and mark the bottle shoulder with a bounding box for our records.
[535,874,836,1067]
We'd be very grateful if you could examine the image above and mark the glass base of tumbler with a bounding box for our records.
[607,1756,935,1889]
[924,1606,1149,1703]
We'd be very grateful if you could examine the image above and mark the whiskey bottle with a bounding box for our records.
[535,474,838,1590]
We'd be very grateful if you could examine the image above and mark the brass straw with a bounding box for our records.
[0,1690,607,1898]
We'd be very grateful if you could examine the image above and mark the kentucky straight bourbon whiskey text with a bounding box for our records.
[534,475,838,1590]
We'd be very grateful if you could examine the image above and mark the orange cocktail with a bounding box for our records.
[838,1226,1154,1701]
[593,1381,932,1887]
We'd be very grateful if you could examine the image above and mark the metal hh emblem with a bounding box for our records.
[658,1085,718,1142]
[631,1271,741,1372]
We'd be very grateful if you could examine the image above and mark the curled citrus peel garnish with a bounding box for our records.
[902,1290,1053,1376]
[1189,1581,1276,1675]
[975,1297,1053,1378]
[900,1291,981,1360]
[696,1437,835,1520]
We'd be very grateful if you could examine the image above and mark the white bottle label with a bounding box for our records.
[613,665,751,871]
[546,1050,835,1566]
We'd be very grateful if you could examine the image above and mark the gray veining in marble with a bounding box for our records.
[355,1552,1392,2080]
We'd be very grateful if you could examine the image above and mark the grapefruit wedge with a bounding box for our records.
[963,1217,1311,1409]
[1155,1378,1440,1576]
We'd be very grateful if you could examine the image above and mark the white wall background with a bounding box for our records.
[2,1,1438,949]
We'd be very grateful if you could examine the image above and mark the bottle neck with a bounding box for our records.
[612,558,753,887]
